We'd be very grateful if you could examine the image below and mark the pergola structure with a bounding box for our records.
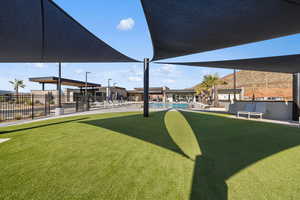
[29,77,101,89]
[1,0,300,118]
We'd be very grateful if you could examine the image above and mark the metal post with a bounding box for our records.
[85,72,91,96]
[42,83,45,91]
[233,69,237,101]
[44,94,47,115]
[85,72,91,111]
[293,73,300,121]
[75,95,79,112]
[48,92,51,115]
[144,58,150,117]
[31,94,34,119]
[58,62,62,108]
[107,78,112,101]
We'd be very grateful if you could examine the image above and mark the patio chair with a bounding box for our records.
[237,103,255,119]
[249,103,266,119]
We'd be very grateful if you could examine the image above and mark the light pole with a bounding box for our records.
[85,72,91,96]
[107,78,112,101]
[58,62,62,108]
[55,62,64,116]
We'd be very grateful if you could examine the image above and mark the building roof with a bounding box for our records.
[0,90,14,95]
[218,89,242,94]
[127,87,195,94]
[29,77,101,88]
[134,87,165,91]
[165,89,195,93]
[127,90,163,94]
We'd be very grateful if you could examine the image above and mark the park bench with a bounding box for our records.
[237,103,266,119]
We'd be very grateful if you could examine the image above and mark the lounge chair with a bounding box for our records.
[237,104,255,119]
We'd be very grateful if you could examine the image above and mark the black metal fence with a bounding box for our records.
[0,94,51,121]
[75,95,90,112]
[0,93,92,122]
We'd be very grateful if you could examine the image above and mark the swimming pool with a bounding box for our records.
[149,102,190,109]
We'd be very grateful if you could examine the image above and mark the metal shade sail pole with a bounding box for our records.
[58,62,62,108]
[233,69,237,101]
[292,73,300,121]
[144,58,150,117]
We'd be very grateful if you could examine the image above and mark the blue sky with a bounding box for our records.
[1,0,300,92]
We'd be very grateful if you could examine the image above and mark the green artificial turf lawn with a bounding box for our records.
[0,111,300,200]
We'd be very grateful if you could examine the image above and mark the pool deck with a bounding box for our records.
[1,105,299,128]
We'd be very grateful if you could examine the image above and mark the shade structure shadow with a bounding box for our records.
[180,111,300,200]
[190,155,227,200]
[80,111,190,159]
[0,118,88,135]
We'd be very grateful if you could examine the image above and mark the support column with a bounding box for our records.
[292,73,300,121]
[144,58,150,117]
[55,62,64,116]
[233,69,237,101]
[42,83,45,91]
[58,62,62,108]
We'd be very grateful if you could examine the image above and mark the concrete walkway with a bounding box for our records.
[0,105,167,128]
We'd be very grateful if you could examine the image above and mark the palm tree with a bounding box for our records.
[195,74,227,106]
[195,82,211,104]
[9,79,25,96]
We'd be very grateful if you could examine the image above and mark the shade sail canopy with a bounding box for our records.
[141,0,300,61]
[0,0,137,62]
[158,54,300,73]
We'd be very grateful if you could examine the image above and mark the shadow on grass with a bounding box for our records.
[79,110,300,200]
[0,118,88,134]
[190,155,227,200]
[180,111,300,200]
[81,111,190,159]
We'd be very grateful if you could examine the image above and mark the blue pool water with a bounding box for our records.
[149,102,190,109]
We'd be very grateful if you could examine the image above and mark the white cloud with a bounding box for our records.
[152,64,182,78]
[160,64,175,74]
[163,79,176,84]
[129,65,142,76]
[34,63,46,68]
[128,76,142,82]
[75,69,84,74]
[117,18,135,31]
[200,68,213,76]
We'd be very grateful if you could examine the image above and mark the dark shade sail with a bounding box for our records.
[141,0,300,61]
[158,54,300,73]
[0,0,137,62]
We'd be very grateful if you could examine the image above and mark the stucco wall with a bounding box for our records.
[227,101,293,121]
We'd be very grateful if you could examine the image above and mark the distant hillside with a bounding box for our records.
[194,70,292,100]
